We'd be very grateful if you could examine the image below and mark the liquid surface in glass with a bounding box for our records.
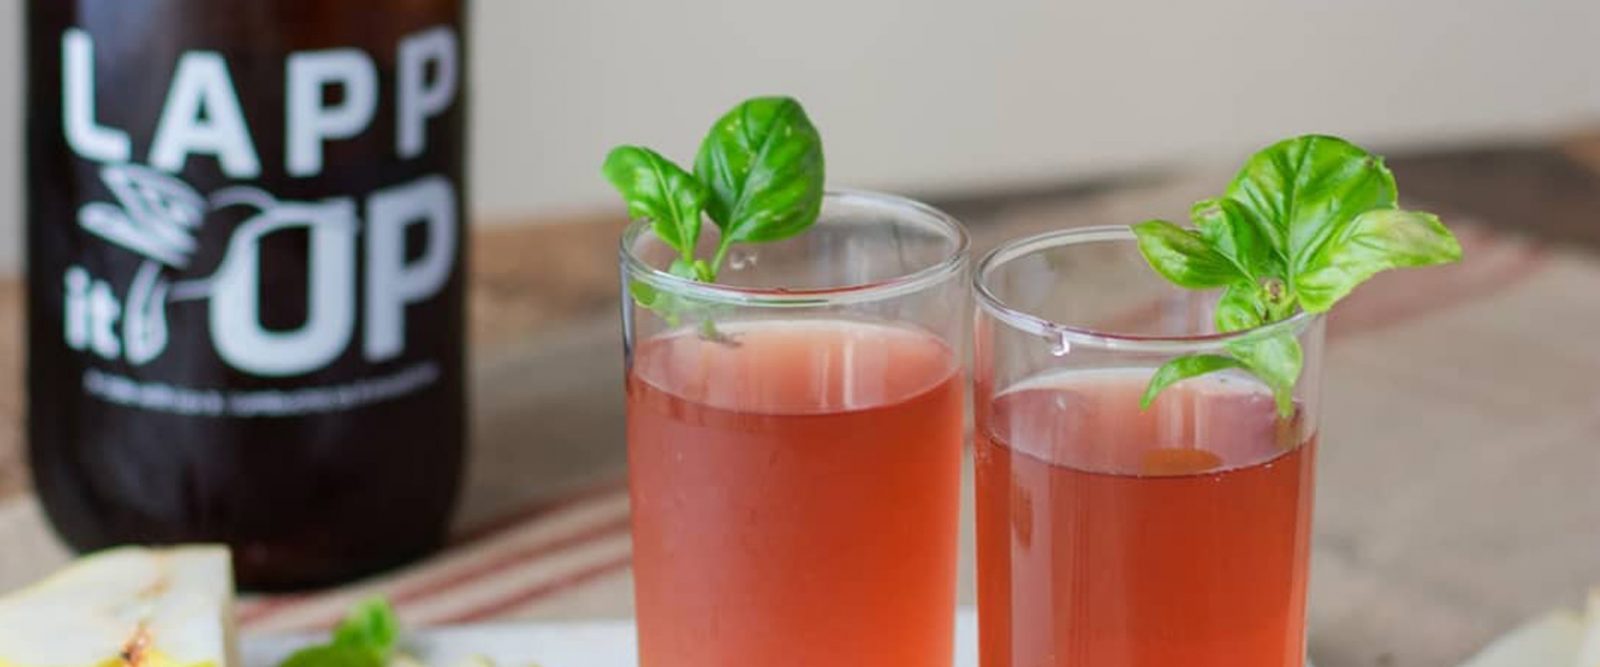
[977,369,1316,667]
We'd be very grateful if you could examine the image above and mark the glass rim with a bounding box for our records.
[619,188,970,307]
[974,225,1322,353]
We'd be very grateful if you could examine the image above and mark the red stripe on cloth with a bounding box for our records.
[237,592,314,626]
[416,516,632,602]
[450,477,629,545]
[279,514,634,632]
[430,553,635,626]
[236,478,629,627]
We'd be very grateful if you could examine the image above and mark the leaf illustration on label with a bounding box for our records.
[76,164,206,268]
[122,261,171,365]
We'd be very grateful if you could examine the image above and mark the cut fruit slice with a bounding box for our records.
[1457,609,1583,667]
[0,546,236,667]
[1577,588,1600,667]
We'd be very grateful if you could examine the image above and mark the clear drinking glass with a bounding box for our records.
[973,226,1325,667]
[621,190,970,667]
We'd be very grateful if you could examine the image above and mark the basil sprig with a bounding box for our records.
[1133,135,1462,415]
[602,96,825,321]
[277,597,400,667]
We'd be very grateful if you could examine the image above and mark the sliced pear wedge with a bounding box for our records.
[1458,609,1584,667]
[0,546,236,667]
[1576,588,1600,667]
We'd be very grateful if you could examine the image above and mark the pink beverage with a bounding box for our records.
[628,319,965,667]
[976,369,1316,667]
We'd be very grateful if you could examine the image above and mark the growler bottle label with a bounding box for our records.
[27,1,468,585]
[49,27,463,408]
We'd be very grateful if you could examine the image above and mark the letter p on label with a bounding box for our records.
[365,175,457,362]
[398,26,460,159]
[287,48,379,177]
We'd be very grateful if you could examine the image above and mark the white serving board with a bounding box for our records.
[243,608,1316,666]
[246,609,980,666]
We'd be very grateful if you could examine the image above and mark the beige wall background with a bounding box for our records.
[2,0,1598,271]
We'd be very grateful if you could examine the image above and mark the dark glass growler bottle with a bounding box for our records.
[25,1,468,589]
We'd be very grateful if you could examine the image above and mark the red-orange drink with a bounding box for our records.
[628,319,964,667]
[976,369,1315,667]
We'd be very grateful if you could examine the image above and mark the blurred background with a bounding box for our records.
[470,0,1600,218]
[1,1,1598,665]
[0,0,1597,266]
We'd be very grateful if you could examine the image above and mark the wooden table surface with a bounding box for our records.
[3,134,1600,666]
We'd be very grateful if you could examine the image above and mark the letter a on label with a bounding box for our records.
[149,52,262,178]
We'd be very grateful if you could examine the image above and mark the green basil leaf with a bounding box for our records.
[630,261,700,327]
[1131,219,1242,288]
[667,258,698,280]
[1191,198,1280,280]
[1225,135,1396,272]
[1135,134,1460,415]
[691,259,715,282]
[279,644,384,667]
[631,287,684,327]
[277,598,399,667]
[1226,332,1302,417]
[331,598,399,652]
[694,96,825,245]
[1140,354,1247,409]
[1139,337,1299,415]
[1214,282,1266,333]
[1296,208,1462,313]
[602,145,707,259]
[629,279,659,308]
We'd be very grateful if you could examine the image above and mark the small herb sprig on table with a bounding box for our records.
[278,597,400,667]
[276,598,541,667]
[1133,135,1462,415]
[602,96,825,320]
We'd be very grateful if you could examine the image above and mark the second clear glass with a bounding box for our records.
[973,226,1325,667]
